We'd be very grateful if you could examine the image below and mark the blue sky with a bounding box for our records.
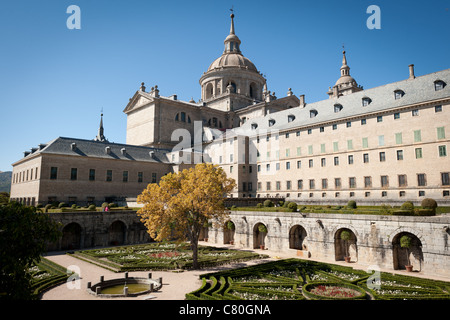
[0,0,449,172]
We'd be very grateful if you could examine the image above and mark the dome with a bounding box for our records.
[207,53,258,72]
[335,75,356,86]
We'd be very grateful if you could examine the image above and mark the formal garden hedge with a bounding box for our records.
[30,257,72,298]
[186,258,450,300]
[69,242,267,272]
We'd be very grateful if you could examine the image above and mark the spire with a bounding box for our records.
[223,12,241,54]
[94,112,108,142]
[340,50,350,77]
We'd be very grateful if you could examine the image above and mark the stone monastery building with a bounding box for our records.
[10,14,450,207]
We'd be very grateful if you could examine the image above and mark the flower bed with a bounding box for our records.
[303,282,366,300]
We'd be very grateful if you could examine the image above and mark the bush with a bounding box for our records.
[392,210,414,216]
[101,202,109,209]
[58,202,68,208]
[108,203,118,208]
[44,204,52,212]
[231,205,237,210]
[71,204,77,209]
[415,209,435,216]
[421,198,437,214]
[256,203,263,208]
[401,201,414,211]
[347,201,357,209]
[263,200,274,207]
[88,204,96,211]
[278,201,284,207]
[287,202,298,212]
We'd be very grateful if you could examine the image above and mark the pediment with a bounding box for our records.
[123,91,154,114]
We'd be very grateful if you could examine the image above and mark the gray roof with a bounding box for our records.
[19,137,172,164]
[235,68,450,135]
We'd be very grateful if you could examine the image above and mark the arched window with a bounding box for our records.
[268,119,276,127]
[434,80,446,91]
[362,97,372,106]
[180,112,186,122]
[288,115,295,122]
[205,83,214,99]
[251,123,258,130]
[249,82,257,98]
[175,113,179,121]
[310,109,318,118]
[228,81,237,93]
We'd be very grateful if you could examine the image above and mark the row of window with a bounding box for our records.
[49,167,158,183]
[257,172,450,191]
[13,166,39,184]
[258,190,450,199]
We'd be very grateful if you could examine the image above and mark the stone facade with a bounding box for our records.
[208,210,450,278]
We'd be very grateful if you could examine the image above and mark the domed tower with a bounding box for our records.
[199,13,266,112]
[327,50,363,98]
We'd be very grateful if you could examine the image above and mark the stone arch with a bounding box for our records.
[392,231,423,271]
[108,220,127,246]
[334,228,358,262]
[253,222,267,249]
[289,224,307,250]
[223,220,236,244]
[205,82,214,99]
[61,222,82,250]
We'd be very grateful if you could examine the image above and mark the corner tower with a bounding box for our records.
[199,13,266,112]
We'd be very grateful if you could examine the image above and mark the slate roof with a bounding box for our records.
[234,68,450,136]
[17,137,172,164]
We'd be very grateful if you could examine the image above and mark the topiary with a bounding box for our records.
[421,198,437,213]
[263,200,274,207]
[88,204,96,211]
[44,204,52,213]
[287,202,298,212]
[400,201,414,211]
[58,202,68,208]
[347,200,357,209]
[256,203,263,208]
[71,204,77,209]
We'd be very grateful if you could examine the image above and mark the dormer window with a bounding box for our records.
[268,119,276,127]
[251,123,258,130]
[288,115,295,122]
[394,90,405,100]
[310,109,318,118]
[434,80,446,91]
[334,104,343,113]
[362,97,372,106]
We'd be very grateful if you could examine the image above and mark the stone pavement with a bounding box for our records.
[41,241,450,300]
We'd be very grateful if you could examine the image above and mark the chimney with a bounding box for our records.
[299,94,305,107]
[409,64,415,79]
[332,86,339,98]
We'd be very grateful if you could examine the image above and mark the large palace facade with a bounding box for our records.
[10,14,450,207]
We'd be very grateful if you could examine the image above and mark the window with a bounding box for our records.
[335,178,341,189]
[257,165,261,172]
[377,116,383,122]
[419,191,425,197]
[309,159,313,168]
[243,182,247,192]
[266,164,270,171]
[310,109,318,118]
[320,126,325,132]
[412,109,419,116]
[332,124,337,130]
[320,144,326,153]
[334,104,343,112]
[322,179,328,189]
[297,147,301,156]
[399,191,406,197]
[363,153,369,163]
[347,140,353,150]
[230,166,233,173]
[333,141,339,152]
[417,174,427,186]
[268,119,276,127]
[398,174,407,187]
[435,105,442,112]
[334,156,339,166]
[308,145,313,155]
[434,80,446,91]
[362,137,368,148]
[276,163,280,171]
[297,179,303,190]
[286,181,291,190]
[348,155,354,165]
[257,182,262,191]
[362,97,372,106]
[266,182,271,191]
[397,150,403,160]
[251,123,258,130]
[437,127,446,139]
[321,158,326,167]
[248,182,253,191]
[288,115,295,122]
[439,145,447,157]
[309,179,315,189]
[285,133,290,139]
[89,169,96,181]
[414,130,421,142]
[381,175,389,187]
[286,148,290,157]
[442,172,450,185]
[394,90,405,99]
[394,112,400,119]
[106,170,112,182]
[395,132,403,144]
[297,160,301,169]
[276,181,281,191]
[346,121,351,128]
[349,177,356,189]
[361,119,367,125]
[123,171,128,182]
[181,112,186,122]
[308,129,312,134]
[382,191,387,197]
[286,162,291,170]
[50,167,58,180]
[378,135,385,146]
[415,148,423,159]
[138,172,143,183]
[70,168,77,181]
[364,176,372,188]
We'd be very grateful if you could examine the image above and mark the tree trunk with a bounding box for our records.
[191,238,199,269]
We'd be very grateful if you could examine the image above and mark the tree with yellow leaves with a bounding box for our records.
[136,163,236,269]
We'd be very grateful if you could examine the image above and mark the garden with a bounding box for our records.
[29,257,72,299]
[186,258,450,300]
[69,242,267,272]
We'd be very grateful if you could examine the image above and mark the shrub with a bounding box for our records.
[101,202,109,209]
[36,203,43,209]
[421,198,437,214]
[415,208,435,216]
[256,203,263,208]
[58,202,68,208]
[347,200,357,209]
[44,204,52,213]
[71,204,77,209]
[108,203,118,208]
[263,200,274,207]
[400,201,414,211]
[392,210,414,216]
[88,204,96,211]
[287,202,298,212]
[231,205,237,210]
[278,201,284,207]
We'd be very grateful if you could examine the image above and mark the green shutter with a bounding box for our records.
[362,137,368,148]
[414,130,421,142]
[395,133,403,144]
[333,141,339,152]
[437,127,445,139]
